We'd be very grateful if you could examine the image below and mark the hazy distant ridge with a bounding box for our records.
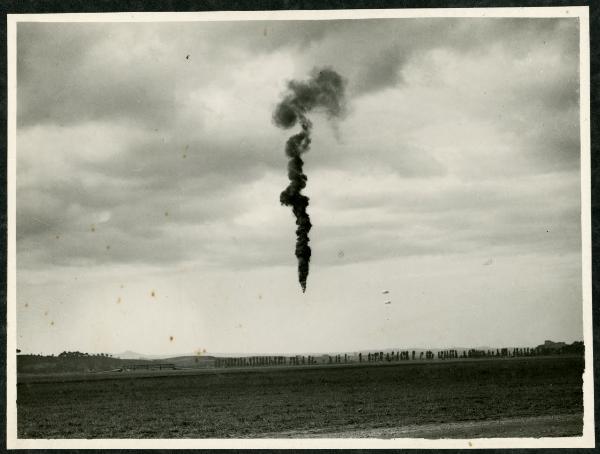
[112,340,580,359]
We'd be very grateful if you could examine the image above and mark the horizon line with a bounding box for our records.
[16,339,583,357]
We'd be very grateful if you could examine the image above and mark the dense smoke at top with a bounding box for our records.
[273,68,347,292]
[273,68,347,129]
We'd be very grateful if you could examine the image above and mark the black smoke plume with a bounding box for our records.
[273,68,347,293]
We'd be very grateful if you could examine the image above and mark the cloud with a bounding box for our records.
[16,17,581,273]
[290,17,578,96]
[14,17,585,355]
[16,20,331,129]
[307,169,581,266]
[18,18,579,128]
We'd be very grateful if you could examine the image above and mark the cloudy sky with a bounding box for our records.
[16,16,583,355]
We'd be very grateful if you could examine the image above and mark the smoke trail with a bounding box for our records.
[273,68,347,293]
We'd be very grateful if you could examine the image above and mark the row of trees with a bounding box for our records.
[442,347,557,359]
[216,356,291,368]
[216,350,433,368]
[366,351,421,362]
[17,351,114,358]
[355,348,543,362]
[213,343,583,369]
[400,346,583,360]
[58,351,113,358]
[216,354,344,368]
[329,354,347,363]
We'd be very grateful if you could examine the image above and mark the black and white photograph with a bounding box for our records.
[6,5,594,449]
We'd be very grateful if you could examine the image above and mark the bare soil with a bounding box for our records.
[17,356,583,439]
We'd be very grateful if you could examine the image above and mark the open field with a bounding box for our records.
[261,414,583,438]
[17,356,583,439]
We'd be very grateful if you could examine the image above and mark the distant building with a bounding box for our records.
[541,340,567,350]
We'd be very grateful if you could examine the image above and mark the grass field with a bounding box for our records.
[17,356,583,438]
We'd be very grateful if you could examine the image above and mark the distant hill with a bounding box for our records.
[113,351,189,360]
[163,355,216,368]
[17,353,217,374]
[17,354,136,374]
[113,350,147,360]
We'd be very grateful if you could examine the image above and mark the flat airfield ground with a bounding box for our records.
[17,356,583,438]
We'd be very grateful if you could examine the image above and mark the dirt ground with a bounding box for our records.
[257,413,583,438]
[17,356,584,439]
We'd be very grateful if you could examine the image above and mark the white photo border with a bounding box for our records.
[5,6,593,449]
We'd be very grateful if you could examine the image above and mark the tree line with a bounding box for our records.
[213,342,584,369]
[18,351,114,358]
